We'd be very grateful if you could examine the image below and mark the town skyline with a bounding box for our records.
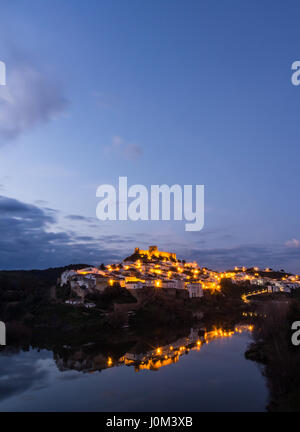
[60,245,300,310]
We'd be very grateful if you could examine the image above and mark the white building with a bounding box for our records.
[161,280,185,289]
[186,283,203,298]
[250,278,266,286]
[125,281,145,289]
[60,269,77,286]
[70,277,95,290]
[84,302,96,309]
[283,283,299,293]
[65,299,83,305]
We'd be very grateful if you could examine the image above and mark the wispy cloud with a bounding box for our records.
[285,238,300,248]
[0,60,67,144]
[104,135,143,160]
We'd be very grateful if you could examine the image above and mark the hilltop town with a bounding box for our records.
[1,245,300,342]
[60,245,300,308]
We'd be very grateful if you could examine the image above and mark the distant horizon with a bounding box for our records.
[0,241,295,276]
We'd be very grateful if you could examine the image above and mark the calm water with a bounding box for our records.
[0,327,268,412]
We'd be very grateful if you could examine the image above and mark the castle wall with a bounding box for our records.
[135,246,176,261]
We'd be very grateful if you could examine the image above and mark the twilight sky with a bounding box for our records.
[0,0,300,271]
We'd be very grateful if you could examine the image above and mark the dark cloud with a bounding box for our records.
[0,195,124,270]
[0,60,67,144]
[0,195,299,272]
[0,195,54,223]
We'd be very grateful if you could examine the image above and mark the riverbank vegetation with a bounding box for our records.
[245,294,300,411]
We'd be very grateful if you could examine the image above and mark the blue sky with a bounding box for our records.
[0,0,300,271]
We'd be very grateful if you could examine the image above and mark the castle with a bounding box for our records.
[134,246,176,261]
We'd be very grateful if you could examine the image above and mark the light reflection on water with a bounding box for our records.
[107,325,254,372]
[0,325,267,412]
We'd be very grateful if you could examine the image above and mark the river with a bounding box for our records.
[0,325,268,411]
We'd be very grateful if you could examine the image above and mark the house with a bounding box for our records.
[84,302,96,309]
[271,285,280,293]
[160,280,185,289]
[118,278,126,288]
[250,278,265,286]
[70,276,96,290]
[184,261,198,268]
[125,281,144,289]
[60,269,77,286]
[76,266,101,274]
[283,283,299,293]
[186,283,203,298]
[65,299,83,306]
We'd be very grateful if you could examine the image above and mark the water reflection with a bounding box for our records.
[53,325,254,374]
[0,323,267,412]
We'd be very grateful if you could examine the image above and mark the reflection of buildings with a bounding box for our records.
[54,325,253,374]
[203,325,253,343]
[55,351,108,373]
[120,328,200,371]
